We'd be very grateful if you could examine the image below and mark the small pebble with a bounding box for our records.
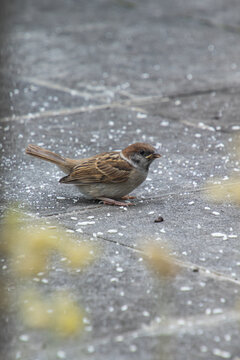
[154,216,164,223]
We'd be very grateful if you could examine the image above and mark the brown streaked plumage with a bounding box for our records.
[25,142,161,206]
[60,152,132,184]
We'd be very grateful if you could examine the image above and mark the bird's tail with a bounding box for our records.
[26,144,67,166]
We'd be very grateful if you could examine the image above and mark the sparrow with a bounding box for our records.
[25,142,161,206]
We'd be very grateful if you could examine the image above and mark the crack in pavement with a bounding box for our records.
[2,180,238,220]
[130,310,240,338]
[7,200,239,288]
[0,102,147,123]
[70,310,240,351]
[159,13,240,35]
[1,79,240,124]
[76,228,240,286]
[72,227,240,286]
[174,258,240,286]
[21,76,109,101]
[196,16,240,34]
[32,181,240,219]
[126,85,240,105]
[32,216,240,287]
[1,184,206,219]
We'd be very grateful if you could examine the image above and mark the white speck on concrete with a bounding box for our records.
[108,229,118,233]
[212,348,231,358]
[57,350,66,359]
[19,334,29,342]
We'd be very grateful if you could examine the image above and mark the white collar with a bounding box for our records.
[120,151,136,168]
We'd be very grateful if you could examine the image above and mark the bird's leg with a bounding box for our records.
[97,197,135,206]
[121,195,136,200]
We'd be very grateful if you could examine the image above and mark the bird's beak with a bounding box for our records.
[146,153,161,160]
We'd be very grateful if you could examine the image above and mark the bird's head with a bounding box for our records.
[122,142,161,171]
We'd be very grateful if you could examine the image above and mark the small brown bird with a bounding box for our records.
[25,142,161,206]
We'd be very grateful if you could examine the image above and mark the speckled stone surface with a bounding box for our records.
[1,1,240,359]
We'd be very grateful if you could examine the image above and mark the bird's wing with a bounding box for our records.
[59,152,132,184]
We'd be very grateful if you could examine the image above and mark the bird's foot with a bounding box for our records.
[121,195,136,200]
[97,197,135,206]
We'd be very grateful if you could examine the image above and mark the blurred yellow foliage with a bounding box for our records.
[142,243,178,278]
[0,207,97,336]
[206,178,240,204]
[1,208,97,276]
[21,290,84,336]
[58,241,96,268]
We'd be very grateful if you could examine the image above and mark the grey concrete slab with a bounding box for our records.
[2,235,240,360]
[45,190,240,277]
[2,0,240,101]
[1,0,240,359]
[0,77,100,118]
[1,103,238,212]
[142,90,240,130]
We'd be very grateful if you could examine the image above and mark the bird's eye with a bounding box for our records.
[139,150,145,156]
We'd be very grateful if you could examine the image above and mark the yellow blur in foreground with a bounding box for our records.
[206,178,240,204]
[1,209,96,276]
[21,290,84,336]
[1,208,97,336]
[142,243,178,278]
